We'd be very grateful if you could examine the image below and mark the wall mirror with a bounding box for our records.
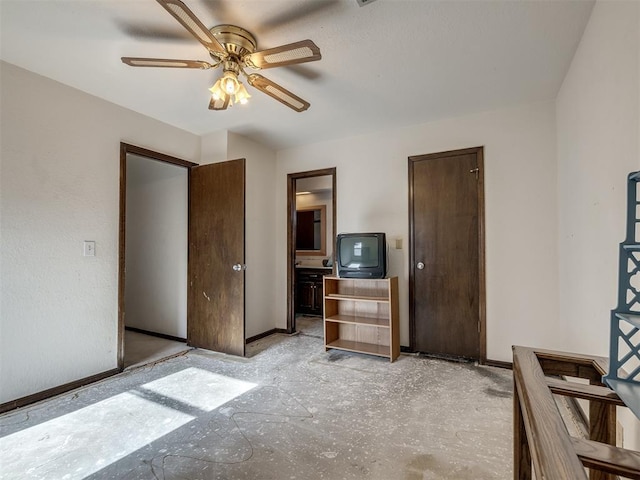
[296,205,326,255]
[295,175,333,257]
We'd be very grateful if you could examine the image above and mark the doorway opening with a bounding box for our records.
[286,168,337,335]
[408,147,486,363]
[118,143,197,370]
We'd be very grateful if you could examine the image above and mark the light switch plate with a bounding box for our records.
[83,241,96,257]
[395,238,403,250]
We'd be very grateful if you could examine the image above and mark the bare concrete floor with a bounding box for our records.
[0,329,513,480]
[295,315,324,339]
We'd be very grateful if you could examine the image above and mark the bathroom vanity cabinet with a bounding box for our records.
[295,267,331,316]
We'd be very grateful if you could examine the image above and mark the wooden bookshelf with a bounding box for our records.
[323,276,399,362]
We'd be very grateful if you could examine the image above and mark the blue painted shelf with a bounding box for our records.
[603,171,640,420]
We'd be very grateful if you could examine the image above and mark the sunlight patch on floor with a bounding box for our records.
[0,392,193,480]
[140,367,256,412]
[0,368,256,480]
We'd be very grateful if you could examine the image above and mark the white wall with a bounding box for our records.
[276,101,559,361]
[124,155,188,338]
[0,62,200,404]
[227,132,277,339]
[200,130,228,165]
[557,0,640,356]
[556,0,640,445]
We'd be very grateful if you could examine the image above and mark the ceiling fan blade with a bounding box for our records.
[209,94,230,111]
[121,57,215,69]
[244,40,321,69]
[156,0,227,57]
[247,74,310,112]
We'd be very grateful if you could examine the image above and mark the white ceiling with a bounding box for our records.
[0,0,594,151]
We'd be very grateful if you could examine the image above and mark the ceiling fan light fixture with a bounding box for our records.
[209,78,225,100]
[210,75,249,106]
[234,83,251,105]
[221,71,240,95]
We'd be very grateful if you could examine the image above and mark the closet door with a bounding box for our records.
[409,148,485,361]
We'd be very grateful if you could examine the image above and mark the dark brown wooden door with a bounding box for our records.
[188,159,245,356]
[409,147,484,360]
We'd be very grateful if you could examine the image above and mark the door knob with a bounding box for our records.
[233,264,246,271]
[416,262,425,270]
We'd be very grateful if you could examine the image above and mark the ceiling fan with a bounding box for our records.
[121,0,322,112]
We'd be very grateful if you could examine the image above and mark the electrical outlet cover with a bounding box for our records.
[83,241,96,257]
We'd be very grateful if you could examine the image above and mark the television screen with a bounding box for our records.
[336,233,387,278]
[339,236,380,268]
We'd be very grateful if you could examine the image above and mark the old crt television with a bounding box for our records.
[336,233,387,279]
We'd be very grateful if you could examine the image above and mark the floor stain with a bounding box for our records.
[475,366,513,392]
[485,387,511,398]
[326,351,348,362]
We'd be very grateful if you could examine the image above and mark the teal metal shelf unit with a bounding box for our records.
[604,171,640,419]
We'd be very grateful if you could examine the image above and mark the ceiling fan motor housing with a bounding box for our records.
[209,25,257,59]
[222,59,240,75]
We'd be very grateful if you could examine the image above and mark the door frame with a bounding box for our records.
[118,143,197,370]
[286,168,337,333]
[408,146,486,363]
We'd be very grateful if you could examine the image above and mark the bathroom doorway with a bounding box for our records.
[286,168,337,334]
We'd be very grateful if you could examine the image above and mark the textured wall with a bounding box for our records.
[557,1,640,357]
[556,0,640,446]
[0,62,199,404]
